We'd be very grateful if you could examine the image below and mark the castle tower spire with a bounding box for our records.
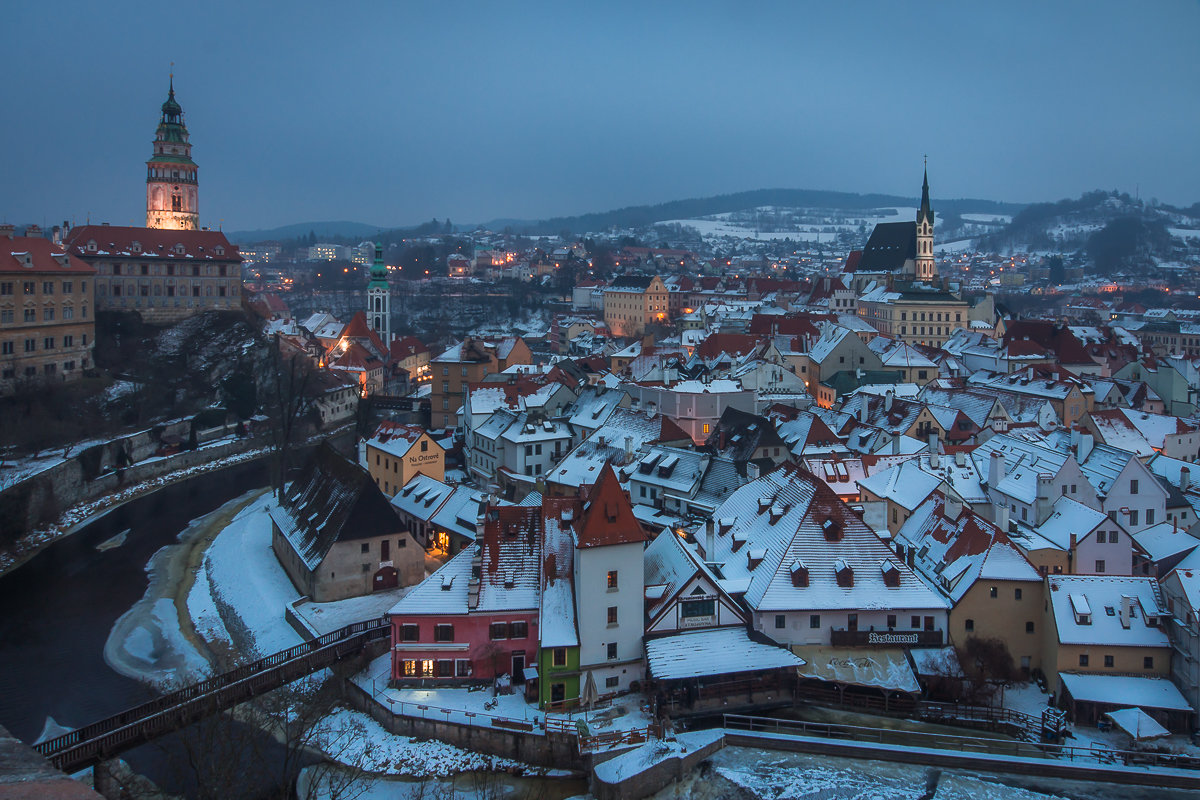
[366,242,391,346]
[915,160,935,282]
[146,77,199,230]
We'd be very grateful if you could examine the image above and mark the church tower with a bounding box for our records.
[366,243,391,346]
[915,164,935,282]
[146,77,199,230]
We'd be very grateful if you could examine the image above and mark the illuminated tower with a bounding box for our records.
[915,163,935,282]
[146,76,199,230]
[367,243,390,345]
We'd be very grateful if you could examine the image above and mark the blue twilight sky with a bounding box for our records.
[2,1,1198,232]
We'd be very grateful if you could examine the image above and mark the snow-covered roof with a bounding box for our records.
[391,549,473,615]
[1059,673,1190,712]
[1047,575,1167,648]
[857,460,943,511]
[1104,707,1170,740]
[1035,496,1107,549]
[645,627,804,680]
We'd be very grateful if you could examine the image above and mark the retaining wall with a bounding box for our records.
[589,734,726,800]
[341,679,583,770]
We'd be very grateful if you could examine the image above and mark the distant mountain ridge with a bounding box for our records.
[485,188,1027,235]
[225,220,390,244]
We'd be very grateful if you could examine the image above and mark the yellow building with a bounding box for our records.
[857,282,969,348]
[603,275,669,337]
[0,229,96,393]
[363,421,445,496]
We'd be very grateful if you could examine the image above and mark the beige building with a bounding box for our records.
[857,282,970,348]
[0,228,96,393]
[430,336,531,430]
[603,275,669,337]
[363,421,445,496]
[65,225,243,323]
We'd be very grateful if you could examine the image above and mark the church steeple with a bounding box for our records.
[146,76,199,230]
[915,161,936,282]
[366,242,391,346]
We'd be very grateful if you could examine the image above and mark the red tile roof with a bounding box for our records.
[65,225,241,262]
[576,463,645,548]
[0,236,94,275]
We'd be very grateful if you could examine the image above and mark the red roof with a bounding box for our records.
[66,225,241,262]
[391,335,429,361]
[339,311,389,359]
[696,333,761,360]
[747,313,825,337]
[576,463,645,548]
[843,250,863,273]
[1,235,94,275]
[370,421,425,445]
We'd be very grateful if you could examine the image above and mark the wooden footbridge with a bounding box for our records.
[34,617,390,773]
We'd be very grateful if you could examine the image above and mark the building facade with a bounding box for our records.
[0,229,96,392]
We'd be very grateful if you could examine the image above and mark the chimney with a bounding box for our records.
[955,451,966,468]
[1182,466,1191,492]
[1035,473,1055,525]
[945,493,962,521]
[0,224,13,239]
[747,462,761,480]
[706,518,716,561]
[928,433,939,469]
[885,390,894,412]
[994,503,1009,532]
[891,435,900,455]
[624,436,633,463]
[24,224,41,239]
[1076,433,1094,463]
[988,450,1005,487]
[858,402,867,423]
[1119,595,1134,629]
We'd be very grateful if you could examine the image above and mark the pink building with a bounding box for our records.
[389,499,577,683]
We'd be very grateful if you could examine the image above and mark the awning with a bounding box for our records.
[1104,707,1170,741]
[646,627,804,681]
[909,647,964,678]
[794,646,920,694]
[523,666,539,682]
[1059,673,1192,712]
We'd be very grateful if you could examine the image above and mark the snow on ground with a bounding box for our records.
[194,491,304,657]
[936,238,979,254]
[1171,228,1200,240]
[961,214,1013,224]
[311,706,553,778]
[353,653,654,736]
[187,556,232,650]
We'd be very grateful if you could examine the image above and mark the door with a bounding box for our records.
[512,653,525,682]
[551,683,565,703]
[381,539,391,562]
[373,566,398,591]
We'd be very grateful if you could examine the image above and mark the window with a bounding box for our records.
[361,563,370,572]
[42,281,53,294]
[433,624,454,642]
[552,647,567,667]
[1,342,10,355]
[1104,655,1114,668]
[605,676,620,689]
[62,307,72,320]
[681,597,715,618]
[456,659,471,677]
[23,309,35,322]
[911,615,920,629]
[436,660,453,678]
[1026,621,1035,633]
[0,310,10,323]
[810,614,821,629]
[361,542,370,553]
[1096,531,1106,544]
[400,623,419,641]
[1129,510,1139,527]
[62,281,71,293]
[1095,560,1105,573]
[1015,588,1023,600]
[965,619,975,632]
[1110,531,1119,543]
[989,586,998,598]
[42,308,54,321]
[0,282,10,295]
[1130,479,1138,495]
[1144,656,1154,669]
[774,614,786,629]
[510,621,528,639]
[606,642,618,660]
[607,606,618,626]
[43,337,54,350]
[24,339,34,352]
[886,614,896,629]
[23,282,34,295]
[702,423,710,435]
[1079,654,1089,667]
[606,570,618,590]
[490,622,508,640]
[1146,510,1154,525]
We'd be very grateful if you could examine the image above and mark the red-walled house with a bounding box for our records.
[388,497,580,683]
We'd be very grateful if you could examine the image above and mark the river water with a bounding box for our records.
[0,458,271,790]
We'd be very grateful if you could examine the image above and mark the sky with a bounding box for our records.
[2,1,1198,232]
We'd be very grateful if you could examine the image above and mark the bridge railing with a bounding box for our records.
[34,617,389,762]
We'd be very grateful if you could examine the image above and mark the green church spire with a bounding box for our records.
[368,242,388,289]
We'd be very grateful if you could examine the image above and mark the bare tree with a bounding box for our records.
[263,334,316,499]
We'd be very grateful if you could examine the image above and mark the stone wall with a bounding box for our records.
[341,679,582,770]
[589,734,726,800]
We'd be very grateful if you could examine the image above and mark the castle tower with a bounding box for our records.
[146,76,199,230]
[915,164,935,282]
[366,242,391,345]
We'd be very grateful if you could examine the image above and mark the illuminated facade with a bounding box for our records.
[146,77,200,230]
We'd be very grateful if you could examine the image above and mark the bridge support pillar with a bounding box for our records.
[92,759,122,799]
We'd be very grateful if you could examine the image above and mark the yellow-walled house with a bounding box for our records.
[362,421,445,496]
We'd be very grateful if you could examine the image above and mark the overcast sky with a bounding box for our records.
[2,1,1197,232]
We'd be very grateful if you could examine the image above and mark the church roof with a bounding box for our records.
[853,222,916,272]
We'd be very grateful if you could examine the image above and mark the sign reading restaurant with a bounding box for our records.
[867,632,919,645]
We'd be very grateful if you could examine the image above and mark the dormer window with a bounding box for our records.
[86,240,97,252]
[731,531,747,552]
[747,548,766,570]
[822,518,842,542]
[835,559,854,587]
[214,245,224,255]
[881,560,901,588]
[130,241,141,254]
[791,560,809,588]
